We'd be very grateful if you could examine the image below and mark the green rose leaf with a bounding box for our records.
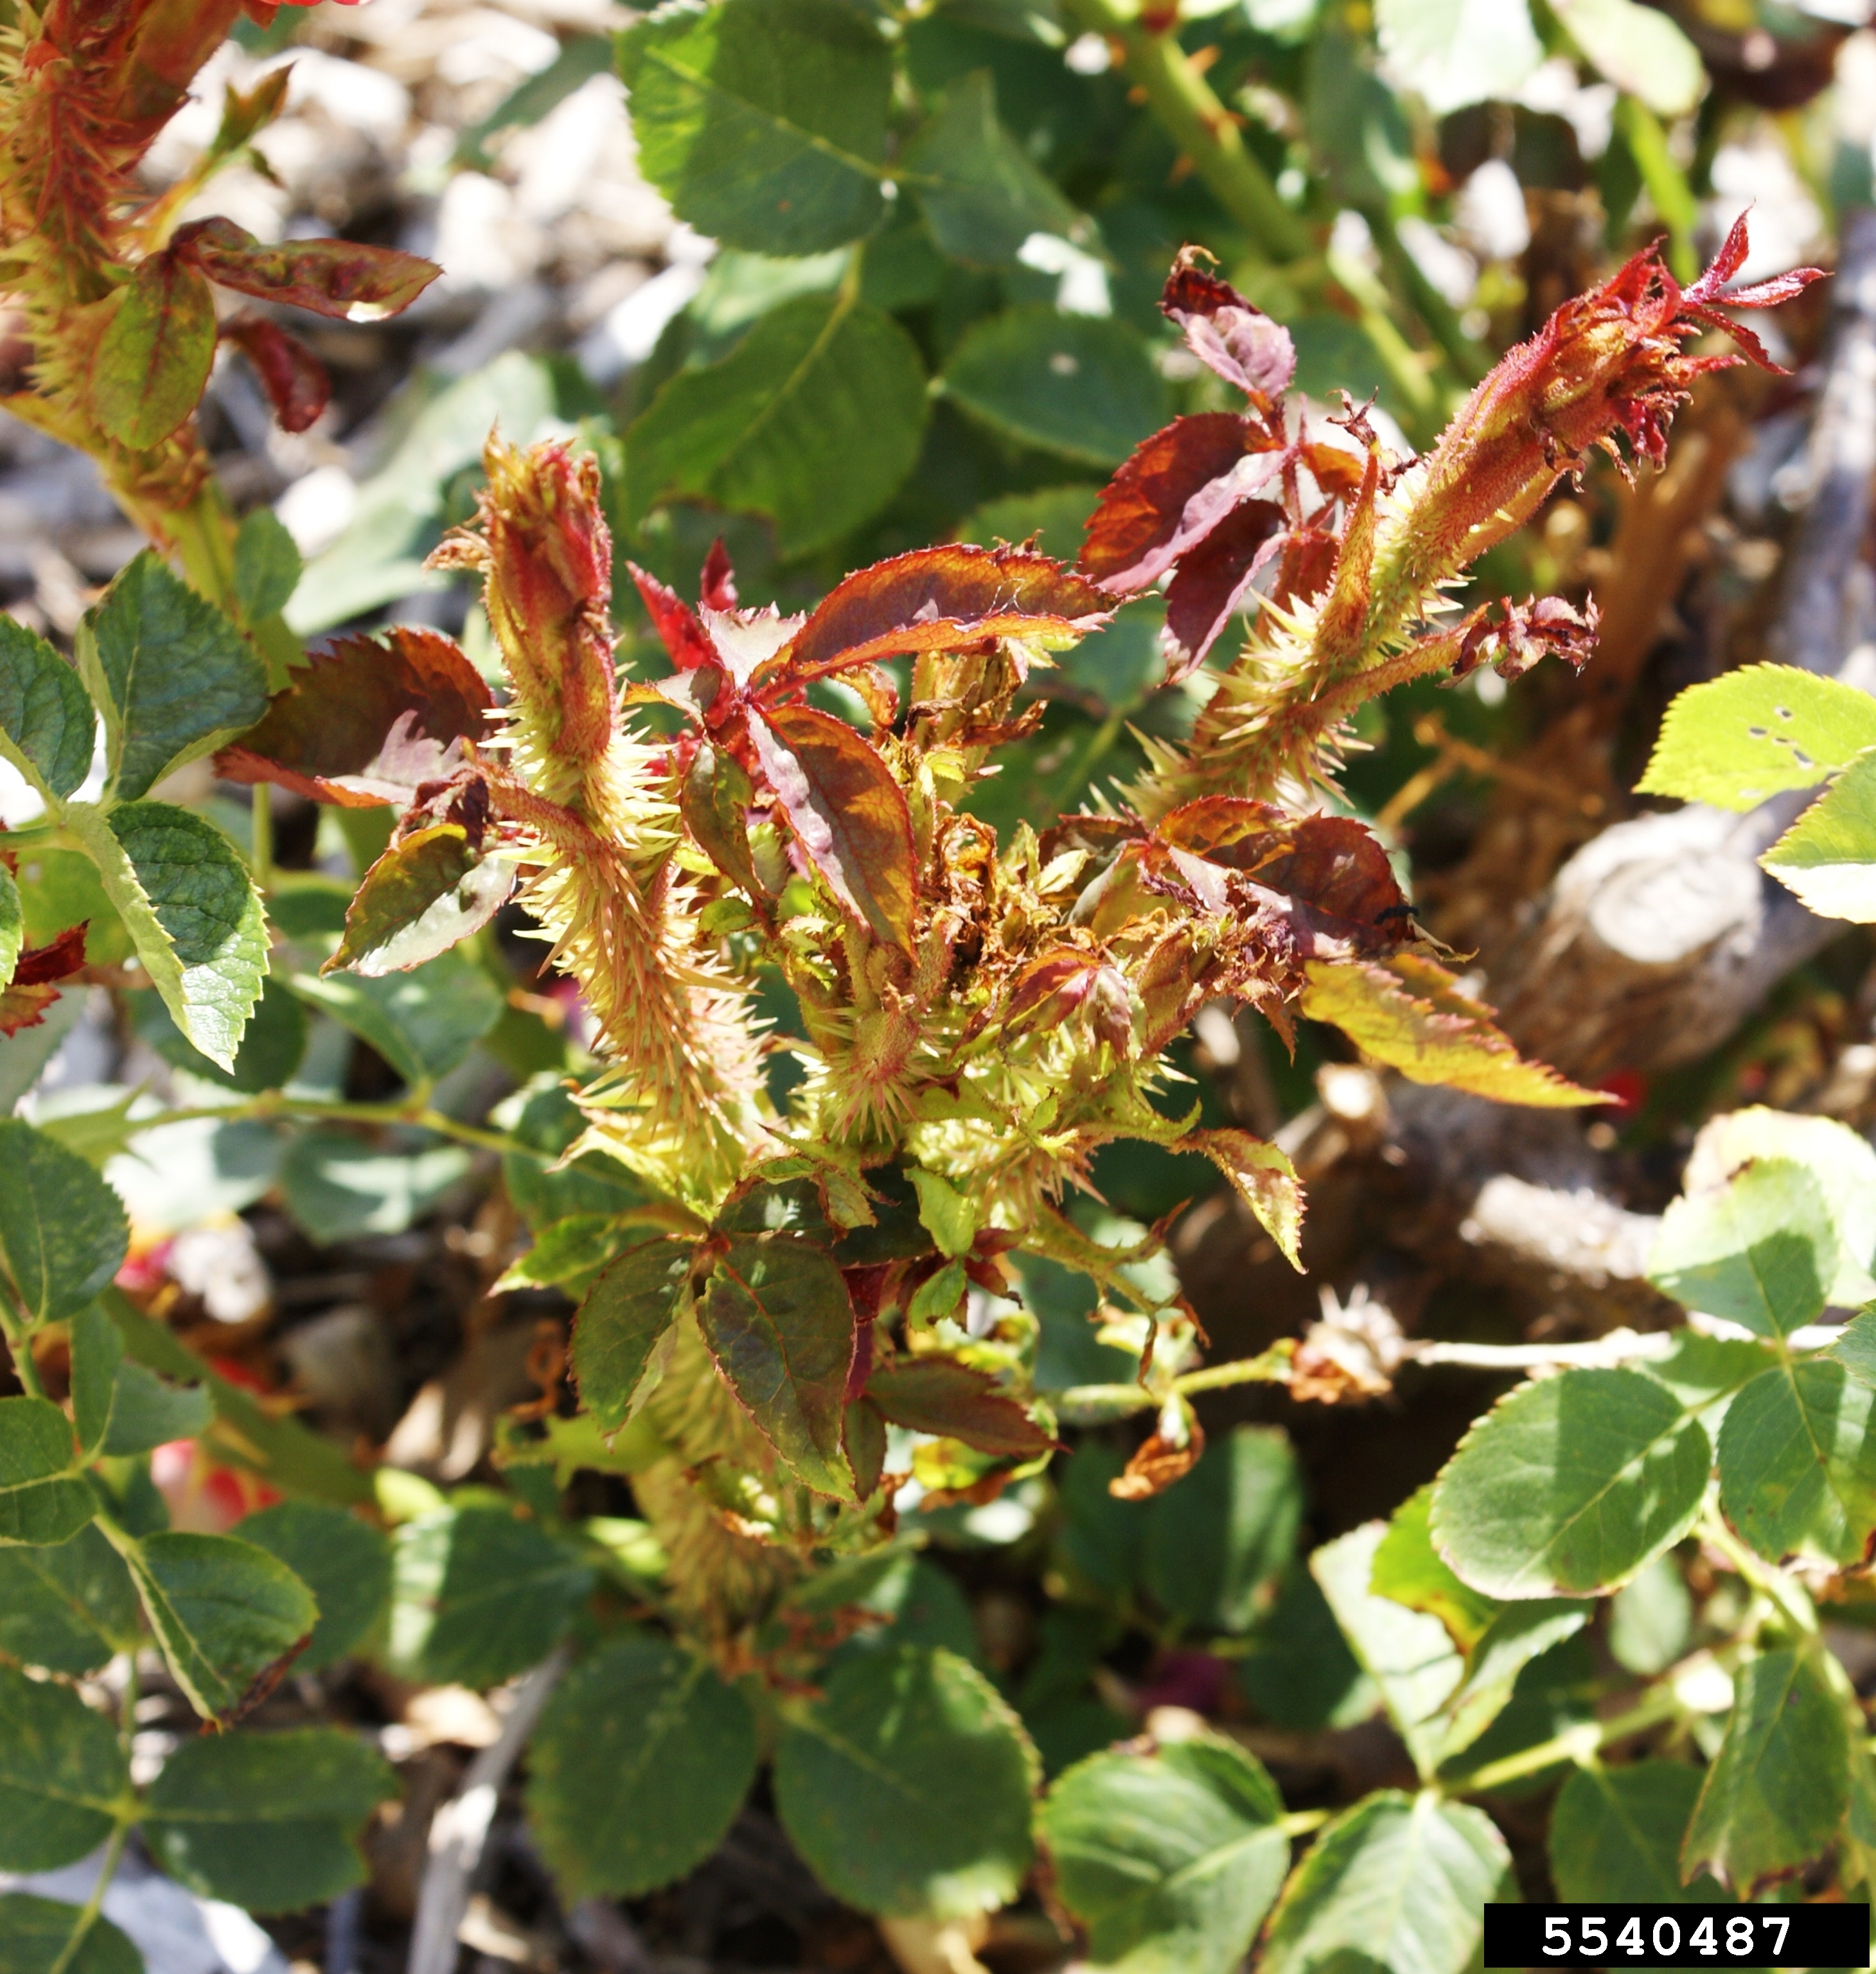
[1648,1158,1836,1338]
[1607,1553,1694,1677]
[326,824,516,977]
[1549,1761,1726,1902]
[236,1501,393,1672]
[1260,1790,1514,1974]
[617,0,891,254]
[76,552,271,803]
[1145,1425,1301,1635]
[1552,0,1706,116]
[0,1662,127,1871]
[145,1728,396,1912]
[904,72,1089,269]
[90,249,217,451]
[100,1360,213,1458]
[1368,1484,1500,1649]
[1717,1358,1876,1568]
[121,1529,319,1724]
[1312,1524,1465,1779]
[1681,1648,1850,1893]
[387,1503,593,1688]
[1234,1563,1376,1732]
[1761,752,1876,922]
[1637,663,1876,811]
[0,1395,93,1548]
[0,1896,141,1974]
[1374,0,1543,113]
[0,1117,129,1325]
[0,1524,140,1675]
[1686,1107,1876,1306]
[698,1236,855,1499]
[65,801,267,1073]
[1429,1367,1710,1598]
[775,1643,1038,1920]
[526,1633,756,1896]
[0,617,94,803]
[624,291,928,558]
[232,507,303,626]
[276,1131,473,1247]
[942,308,1168,468]
[1040,1734,1289,1974]
[288,945,503,1087]
[571,1238,692,1434]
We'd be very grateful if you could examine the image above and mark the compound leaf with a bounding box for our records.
[618,0,891,254]
[698,1236,856,1499]
[1637,664,1876,811]
[1429,1367,1710,1598]
[624,292,927,557]
[387,1504,592,1688]
[0,1664,125,1872]
[1681,1648,1849,1892]
[146,1727,396,1911]
[121,1529,319,1725]
[76,553,270,803]
[0,1117,128,1324]
[1260,1791,1512,1974]
[1301,956,1600,1106]
[65,802,266,1073]
[526,1633,756,1896]
[1040,1734,1288,1974]
[774,1643,1038,1920]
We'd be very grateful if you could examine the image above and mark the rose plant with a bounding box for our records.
[0,0,1868,1968]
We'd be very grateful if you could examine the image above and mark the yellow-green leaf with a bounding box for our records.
[1300,956,1600,1106]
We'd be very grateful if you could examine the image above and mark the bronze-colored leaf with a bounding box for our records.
[865,1357,1056,1457]
[174,217,440,322]
[215,627,492,806]
[1301,955,1604,1107]
[221,314,330,434]
[748,704,917,952]
[774,544,1112,691]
